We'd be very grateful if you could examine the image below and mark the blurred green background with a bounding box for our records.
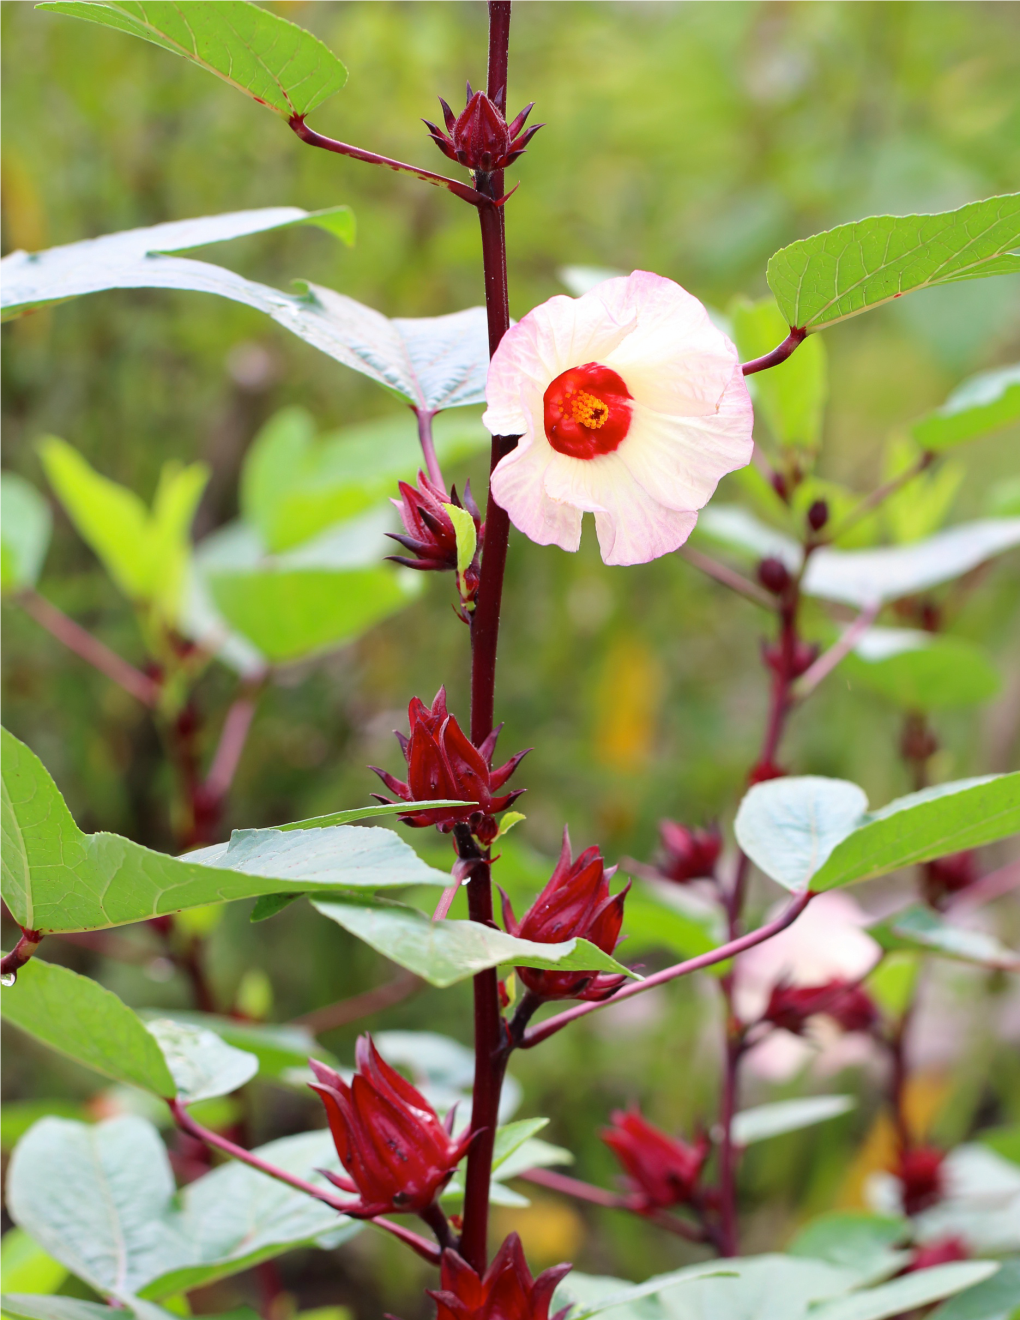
[2,2,1019,1316]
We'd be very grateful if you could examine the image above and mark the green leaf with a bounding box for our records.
[0,219,490,411]
[310,894,639,989]
[490,1118,552,1172]
[621,882,723,964]
[140,1011,331,1082]
[1,1299,169,1320]
[802,518,1020,608]
[1,727,449,934]
[0,1230,69,1296]
[931,1258,1020,1320]
[843,629,1001,710]
[865,953,920,1018]
[881,435,963,544]
[731,1096,856,1146]
[441,1118,570,1208]
[731,296,828,449]
[145,1019,259,1102]
[249,893,302,923]
[38,438,208,623]
[911,364,1020,453]
[870,905,1019,971]
[735,773,1020,894]
[809,1264,1000,1320]
[767,193,1020,332]
[5,1118,355,1305]
[37,1,346,118]
[1,476,52,593]
[0,1101,90,1153]
[241,409,489,553]
[0,959,176,1096]
[787,1212,909,1284]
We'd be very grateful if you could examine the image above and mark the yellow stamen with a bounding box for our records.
[568,389,609,430]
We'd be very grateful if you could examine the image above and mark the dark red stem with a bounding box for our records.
[167,1099,441,1265]
[741,327,807,376]
[19,589,160,707]
[1,928,43,979]
[518,1167,708,1242]
[716,998,744,1257]
[521,890,812,1048]
[289,116,486,208]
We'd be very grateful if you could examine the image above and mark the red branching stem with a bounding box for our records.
[520,890,813,1049]
[19,589,161,707]
[414,409,446,491]
[289,116,486,208]
[204,680,264,801]
[793,603,880,699]
[459,2,516,1275]
[291,970,422,1034]
[1,928,43,979]
[518,1166,708,1242]
[167,1099,441,1265]
[741,327,807,376]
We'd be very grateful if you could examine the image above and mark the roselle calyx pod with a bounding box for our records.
[763,978,879,1035]
[656,820,722,883]
[386,471,483,606]
[424,83,543,182]
[501,828,629,1002]
[428,1232,571,1320]
[308,1036,472,1219]
[601,1108,709,1212]
[370,686,527,835]
[894,1145,946,1216]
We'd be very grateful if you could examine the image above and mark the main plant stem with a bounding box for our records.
[459,0,516,1275]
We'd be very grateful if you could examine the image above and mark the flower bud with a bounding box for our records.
[308,1036,473,1218]
[601,1109,709,1212]
[428,1233,571,1320]
[807,499,829,533]
[370,687,527,834]
[894,1145,945,1216]
[386,473,483,605]
[424,85,543,179]
[757,557,791,595]
[501,828,629,1002]
[656,820,721,883]
[763,978,879,1035]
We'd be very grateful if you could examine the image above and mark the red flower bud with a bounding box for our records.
[923,850,977,908]
[424,85,544,178]
[763,979,879,1035]
[762,636,819,680]
[905,1236,968,1273]
[308,1036,473,1218]
[371,687,527,833]
[601,1109,709,1211]
[807,499,829,533]
[428,1233,571,1320]
[387,472,483,604]
[894,1145,946,1216]
[757,557,791,595]
[656,820,721,883]
[501,828,630,1002]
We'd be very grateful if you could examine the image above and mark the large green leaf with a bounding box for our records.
[0,960,175,1096]
[731,1096,856,1146]
[931,1259,1020,1320]
[37,2,346,118]
[787,1212,909,1284]
[0,727,450,934]
[5,1118,354,1305]
[0,1299,181,1320]
[145,1018,259,1103]
[731,296,828,449]
[843,629,1001,710]
[809,1265,1000,1320]
[735,773,1020,894]
[1,475,52,593]
[911,364,1020,453]
[39,438,207,622]
[241,408,489,553]
[140,1012,332,1082]
[621,881,723,964]
[311,894,639,989]
[0,215,490,412]
[767,193,1020,332]
[870,905,1019,971]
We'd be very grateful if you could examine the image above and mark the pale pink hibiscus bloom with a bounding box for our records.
[482,271,754,566]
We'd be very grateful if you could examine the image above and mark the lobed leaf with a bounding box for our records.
[767,193,1020,331]
[1,474,52,593]
[1,727,450,934]
[37,2,347,118]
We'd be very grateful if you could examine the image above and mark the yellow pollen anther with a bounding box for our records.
[570,390,609,430]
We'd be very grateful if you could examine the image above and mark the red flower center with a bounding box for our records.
[543,363,632,459]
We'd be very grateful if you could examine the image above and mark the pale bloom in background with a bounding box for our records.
[482,271,754,566]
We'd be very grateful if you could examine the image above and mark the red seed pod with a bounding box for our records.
[501,828,629,1002]
[656,820,722,883]
[894,1145,946,1216]
[807,499,829,532]
[424,85,544,178]
[370,687,527,833]
[757,556,792,595]
[601,1109,709,1211]
[763,979,879,1036]
[308,1036,473,1218]
[428,1232,572,1320]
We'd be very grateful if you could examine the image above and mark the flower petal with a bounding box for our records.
[490,439,583,552]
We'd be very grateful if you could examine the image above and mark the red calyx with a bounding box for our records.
[656,820,722,884]
[763,978,879,1035]
[923,850,977,908]
[424,84,544,180]
[543,363,633,459]
[904,1236,969,1272]
[428,1232,572,1320]
[894,1145,946,1216]
[370,686,527,833]
[387,471,483,603]
[807,499,829,533]
[308,1035,473,1218]
[601,1108,709,1212]
[757,556,792,596]
[501,828,630,1002]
